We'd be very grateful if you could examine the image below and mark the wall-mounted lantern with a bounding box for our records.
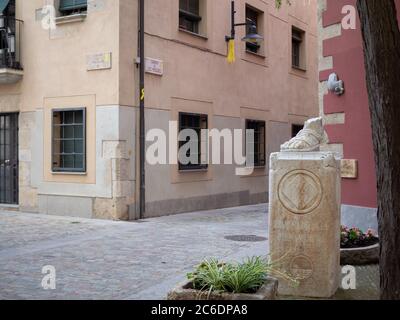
[225,0,263,63]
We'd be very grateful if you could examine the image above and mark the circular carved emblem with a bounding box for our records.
[278,170,323,215]
[290,255,314,280]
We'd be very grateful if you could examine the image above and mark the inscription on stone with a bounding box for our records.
[145,58,164,76]
[278,170,322,215]
[341,159,358,179]
[87,52,112,71]
[290,255,314,280]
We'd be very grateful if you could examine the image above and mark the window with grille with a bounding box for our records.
[246,120,266,167]
[179,112,208,171]
[179,0,202,34]
[52,108,86,173]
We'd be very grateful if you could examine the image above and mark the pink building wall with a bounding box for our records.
[320,0,400,209]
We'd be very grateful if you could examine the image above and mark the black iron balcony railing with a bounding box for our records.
[0,16,22,70]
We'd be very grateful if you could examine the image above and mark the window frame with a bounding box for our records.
[179,0,202,34]
[178,112,209,171]
[245,119,266,168]
[292,27,304,69]
[291,124,304,138]
[51,107,87,174]
[245,5,262,54]
[58,0,88,16]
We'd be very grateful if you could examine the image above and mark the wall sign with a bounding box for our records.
[341,159,358,179]
[145,57,163,76]
[87,52,112,71]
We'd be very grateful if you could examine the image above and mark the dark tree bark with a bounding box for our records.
[357,0,400,300]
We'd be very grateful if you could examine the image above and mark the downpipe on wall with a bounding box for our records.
[139,0,145,219]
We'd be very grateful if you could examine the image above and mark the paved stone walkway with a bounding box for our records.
[333,265,379,300]
[0,204,379,300]
[0,205,269,300]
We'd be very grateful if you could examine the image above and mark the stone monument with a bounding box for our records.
[269,117,341,298]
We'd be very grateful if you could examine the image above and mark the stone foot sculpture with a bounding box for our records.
[281,117,329,152]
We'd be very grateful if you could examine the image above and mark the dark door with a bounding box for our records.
[0,113,18,205]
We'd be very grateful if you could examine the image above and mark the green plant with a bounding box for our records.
[220,257,268,294]
[275,0,291,9]
[187,259,226,295]
[187,256,299,297]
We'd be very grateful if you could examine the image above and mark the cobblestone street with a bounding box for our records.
[0,204,269,300]
[0,204,379,300]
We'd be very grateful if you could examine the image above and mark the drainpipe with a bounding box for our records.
[139,0,145,219]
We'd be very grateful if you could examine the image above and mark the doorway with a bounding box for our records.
[0,113,18,205]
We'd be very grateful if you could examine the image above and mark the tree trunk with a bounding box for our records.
[357,0,400,300]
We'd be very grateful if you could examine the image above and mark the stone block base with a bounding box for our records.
[19,187,38,213]
[168,278,278,300]
[93,197,129,221]
[269,152,341,298]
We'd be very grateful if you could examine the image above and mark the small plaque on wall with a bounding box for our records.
[87,52,112,71]
[145,57,163,76]
[341,159,358,179]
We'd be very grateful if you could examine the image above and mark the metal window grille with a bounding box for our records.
[52,108,86,173]
[178,112,208,171]
[0,113,18,205]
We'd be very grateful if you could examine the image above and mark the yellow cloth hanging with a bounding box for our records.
[227,39,235,63]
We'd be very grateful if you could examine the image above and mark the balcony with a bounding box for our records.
[0,17,23,84]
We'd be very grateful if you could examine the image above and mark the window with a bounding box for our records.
[52,108,86,173]
[292,27,305,69]
[2,0,15,17]
[292,124,304,138]
[246,120,266,167]
[179,112,208,171]
[59,0,88,16]
[179,0,201,34]
[245,5,261,54]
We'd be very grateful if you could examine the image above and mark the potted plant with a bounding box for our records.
[167,256,297,300]
[340,226,379,265]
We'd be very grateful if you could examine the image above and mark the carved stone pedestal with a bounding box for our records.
[269,152,341,298]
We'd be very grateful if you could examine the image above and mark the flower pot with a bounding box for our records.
[340,243,379,266]
[167,277,279,300]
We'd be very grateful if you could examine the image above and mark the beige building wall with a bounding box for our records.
[133,0,319,217]
[0,0,136,219]
[0,0,318,220]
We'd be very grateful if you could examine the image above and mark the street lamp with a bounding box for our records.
[225,0,263,62]
[242,23,264,43]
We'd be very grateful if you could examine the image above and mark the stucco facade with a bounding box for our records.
[0,0,318,220]
[318,0,400,230]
